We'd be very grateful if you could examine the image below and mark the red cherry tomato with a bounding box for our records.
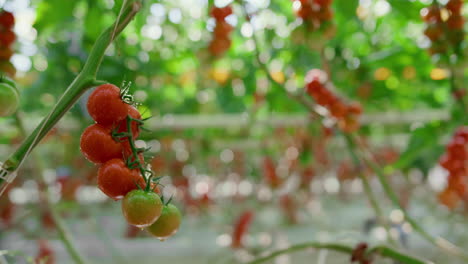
[329,101,347,118]
[97,159,143,200]
[214,21,234,38]
[446,14,464,30]
[438,187,460,209]
[208,37,231,56]
[454,126,468,141]
[0,29,15,46]
[0,11,14,29]
[231,210,254,248]
[420,6,441,22]
[347,102,363,115]
[446,0,463,14]
[313,0,333,6]
[147,203,182,240]
[423,23,443,41]
[80,124,123,164]
[211,6,233,21]
[121,189,163,228]
[87,84,129,126]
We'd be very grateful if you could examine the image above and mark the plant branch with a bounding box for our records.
[50,205,87,264]
[343,132,397,246]
[13,113,88,264]
[247,242,428,264]
[0,1,142,195]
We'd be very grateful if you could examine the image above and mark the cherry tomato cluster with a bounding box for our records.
[208,5,233,57]
[421,0,465,56]
[293,0,333,31]
[0,10,16,77]
[305,69,362,133]
[438,126,468,209]
[80,83,181,239]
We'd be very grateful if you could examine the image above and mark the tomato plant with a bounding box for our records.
[0,0,467,263]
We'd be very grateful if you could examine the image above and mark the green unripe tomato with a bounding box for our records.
[121,189,163,228]
[0,75,16,90]
[0,82,19,117]
[147,203,182,241]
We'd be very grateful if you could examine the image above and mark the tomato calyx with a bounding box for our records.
[112,114,158,193]
[119,81,139,105]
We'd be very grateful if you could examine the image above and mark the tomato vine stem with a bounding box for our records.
[13,113,88,264]
[123,115,155,192]
[246,242,428,264]
[0,1,142,195]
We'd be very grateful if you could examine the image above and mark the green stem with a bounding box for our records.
[448,67,466,111]
[0,1,142,191]
[247,242,428,264]
[343,133,397,246]
[122,115,153,190]
[346,134,468,260]
[49,206,87,264]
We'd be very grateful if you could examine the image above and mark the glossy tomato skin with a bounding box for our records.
[121,189,163,228]
[80,124,123,164]
[87,84,129,126]
[97,159,143,200]
[0,82,19,117]
[147,204,181,240]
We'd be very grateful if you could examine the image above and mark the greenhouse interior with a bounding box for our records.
[0,0,467,263]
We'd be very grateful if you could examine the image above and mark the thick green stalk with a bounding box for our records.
[0,1,142,192]
[247,242,428,264]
